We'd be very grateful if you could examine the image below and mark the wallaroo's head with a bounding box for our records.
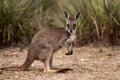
[64,11,80,34]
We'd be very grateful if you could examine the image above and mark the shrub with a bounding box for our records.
[0,0,55,46]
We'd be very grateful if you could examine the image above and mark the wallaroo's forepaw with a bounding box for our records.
[65,50,73,55]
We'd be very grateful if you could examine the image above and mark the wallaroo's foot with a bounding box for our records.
[43,68,73,73]
[57,68,73,73]
[43,69,59,73]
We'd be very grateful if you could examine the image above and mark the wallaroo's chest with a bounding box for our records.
[66,34,76,43]
[70,34,76,41]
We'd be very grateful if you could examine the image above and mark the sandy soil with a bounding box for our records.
[0,45,120,80]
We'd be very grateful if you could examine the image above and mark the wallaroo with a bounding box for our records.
[1,11,80,73]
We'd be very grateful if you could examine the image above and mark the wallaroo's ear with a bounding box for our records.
[75,12,80,19]
[64,11,69,19]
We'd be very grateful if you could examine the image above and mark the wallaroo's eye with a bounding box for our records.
[67,24,70,27]
[73,24,76,27]
[73,24,76,30]
[67,24,70,29]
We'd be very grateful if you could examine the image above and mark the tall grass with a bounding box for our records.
[0,0,39,45]
[60,0,120,45]
[0,0,55,46]
[1,0,120,46]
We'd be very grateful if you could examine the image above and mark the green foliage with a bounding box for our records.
[60,0,120,31]
[0,0,38,45]
[0,0,55,45]
[59,0,120,45]
[1,0,120,46]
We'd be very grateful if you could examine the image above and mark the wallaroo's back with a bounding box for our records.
[1,11,80,73]
[30,27,70,52]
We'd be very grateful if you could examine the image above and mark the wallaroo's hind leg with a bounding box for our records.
[19,56,35,71]
[43,52,59,73]
[43,59,59,73]
[49,52,54,69]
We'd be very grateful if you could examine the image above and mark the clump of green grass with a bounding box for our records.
[107,53,113,57]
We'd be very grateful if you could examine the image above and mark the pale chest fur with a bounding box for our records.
[70,34,76,41]
[66,34,76,43]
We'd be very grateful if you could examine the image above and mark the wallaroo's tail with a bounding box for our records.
[1,56,34,71]
[1,66,25,71]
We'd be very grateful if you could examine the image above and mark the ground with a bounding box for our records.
[0,45,120,80]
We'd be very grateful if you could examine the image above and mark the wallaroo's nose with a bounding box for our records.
[70,30,72,33]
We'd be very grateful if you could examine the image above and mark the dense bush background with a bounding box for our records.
[59,0,120,46]
[0,0,120,46]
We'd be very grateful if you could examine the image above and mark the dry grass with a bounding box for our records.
[0,45,120,80]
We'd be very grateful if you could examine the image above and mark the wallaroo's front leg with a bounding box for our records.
[59,40,73,55]
[59,35,74,55]
[59,42,73,55]
[64,34,76,55]
[65,42,73,55]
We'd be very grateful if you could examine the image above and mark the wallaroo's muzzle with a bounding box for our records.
[70,30,73,33]
[66,50,73,55]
